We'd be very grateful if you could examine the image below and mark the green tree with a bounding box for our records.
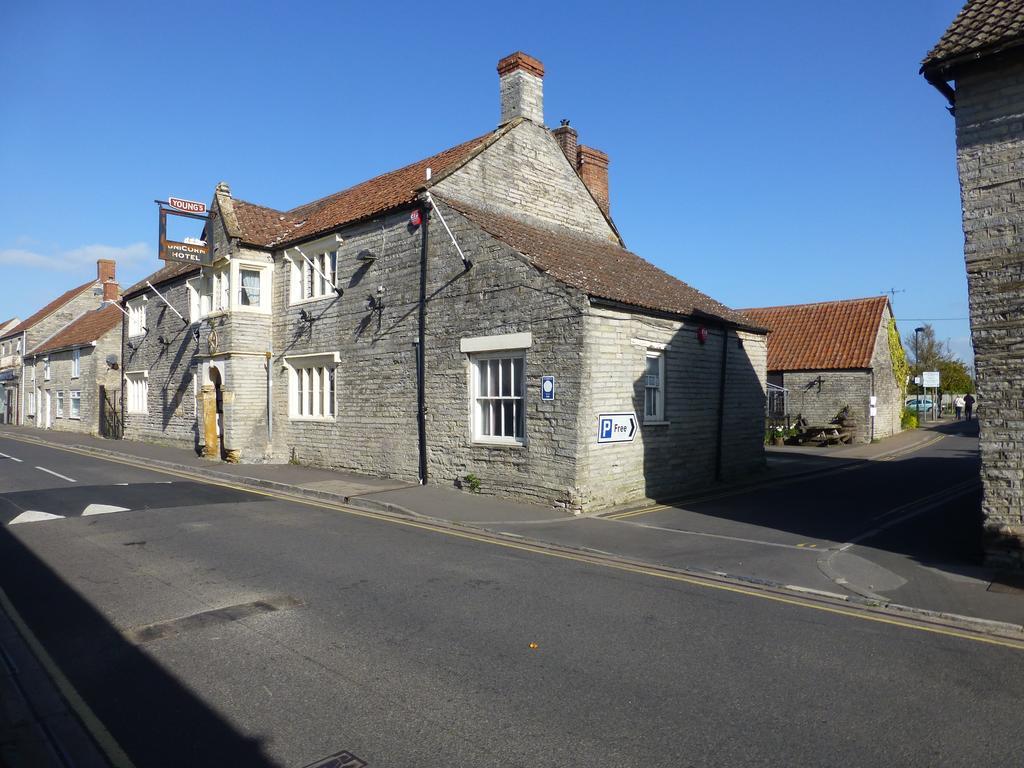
[937,358,974,395]
[901,323,974,398]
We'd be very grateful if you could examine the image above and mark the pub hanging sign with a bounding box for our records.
[157,196,214,266]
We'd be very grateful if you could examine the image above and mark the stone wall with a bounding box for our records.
[122,281,203,451]
[781,369,871,441]
[953,56,1024,566]
[576,307,767,511]
[869,307,903,440]
[433,121,616,242]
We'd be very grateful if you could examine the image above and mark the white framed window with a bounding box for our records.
[43,357,50,381]
[26,390,35,416]
[14,338,21,354]
[29,363,35,383]
[71,348,80,378]
[471,353,525,444]
[644,351,665,423]
[128,298,146,337]
[126,371,148,414]
[56,390,65,417]
[70,390,81,419]
[287,239,341,305]
[285,353,339,420]
[239,268,261,306]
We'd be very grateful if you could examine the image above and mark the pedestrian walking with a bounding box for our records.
[954,395,965,420]
[964,393,975,420]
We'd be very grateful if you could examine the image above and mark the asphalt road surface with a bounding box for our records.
[1,435,1023,767]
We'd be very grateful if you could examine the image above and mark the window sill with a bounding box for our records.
[69,417,80,421]
[289,416,336,423]
[289,294,338,308]
[126,411,148,416]
[471,439,526,449]
[643,420,671,426]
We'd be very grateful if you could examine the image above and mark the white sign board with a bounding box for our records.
[597,412,638,444]
[922,371,940,388]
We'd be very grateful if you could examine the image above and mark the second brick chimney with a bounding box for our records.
[498,52,544,125]
[102,278,119,303]
[97,259,116,284]
[577,145,610,216]
[552,119,578,166]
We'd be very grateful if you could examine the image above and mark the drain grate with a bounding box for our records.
[300,750,368,768]
[124,595,304,644]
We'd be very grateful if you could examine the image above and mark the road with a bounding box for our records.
[2,434,1024,767]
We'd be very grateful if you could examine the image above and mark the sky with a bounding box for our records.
[0,0,972,362]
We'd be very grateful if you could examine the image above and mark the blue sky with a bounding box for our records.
[0,1,970,360]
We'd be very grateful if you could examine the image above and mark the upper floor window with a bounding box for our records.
[289,249,337,303]
[71,348,80,378]
[43,357,50,381]
[644,351,665,423]
[128,298,146,337]
[239,269,261,306]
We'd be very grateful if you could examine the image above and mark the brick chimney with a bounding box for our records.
[498,52,544,125]
[552,119,577,166]
[577,145,610,216]
[102,278,119,303]
[97,259,116,284]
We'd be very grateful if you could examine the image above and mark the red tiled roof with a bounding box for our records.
[30,304,121,356]
[445,198,761,329]
[122,261,201,299]
[739,297,890,371]
[3,280,96,337]
[233,132,496,248]
[923,0,1024,70]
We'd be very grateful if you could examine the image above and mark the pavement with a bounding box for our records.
[1,431,1024,766]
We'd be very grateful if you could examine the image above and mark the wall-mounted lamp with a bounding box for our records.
[697,326,708,344]
[366,285,386,312]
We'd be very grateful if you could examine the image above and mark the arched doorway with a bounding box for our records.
[208,366,224,460]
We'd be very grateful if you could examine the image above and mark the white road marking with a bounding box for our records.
[10,511,65,524]
[35,466,76,483]
[114,483,129,486]
[82,504,130,516]
[0,452,22,463]
[602,517,822,551]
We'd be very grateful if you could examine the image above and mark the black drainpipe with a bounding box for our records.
[416,206,429,484]
[715,323,729,481]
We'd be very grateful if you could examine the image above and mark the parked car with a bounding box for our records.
[905,397,935,411]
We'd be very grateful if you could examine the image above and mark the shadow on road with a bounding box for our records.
[645,420,987,578]
[0,519,280,767]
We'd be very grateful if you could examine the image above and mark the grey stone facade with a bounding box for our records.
[944,55,1024,566]
[119,53,767,513]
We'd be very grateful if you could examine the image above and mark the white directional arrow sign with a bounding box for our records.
[82,504,130,516]
[597,412,639,444]
[9,511,65,525]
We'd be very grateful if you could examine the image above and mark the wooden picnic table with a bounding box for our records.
[795,424,853,446]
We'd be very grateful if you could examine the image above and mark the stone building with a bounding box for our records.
[923,0,1024,566]
[121,53,768,512]
[24,297,122,436]
[0,260,118,425]
[742,297,905,443]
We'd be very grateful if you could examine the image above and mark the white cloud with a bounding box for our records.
[0,242,152,272]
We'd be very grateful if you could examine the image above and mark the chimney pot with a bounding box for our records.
[497,51,544,125]
[97,259,116,284]
[577,145,611,216]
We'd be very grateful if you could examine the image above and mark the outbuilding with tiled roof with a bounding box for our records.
[740,297,905,442]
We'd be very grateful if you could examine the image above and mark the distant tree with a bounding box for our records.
[901,323,974,397]
[937,358,974,395]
